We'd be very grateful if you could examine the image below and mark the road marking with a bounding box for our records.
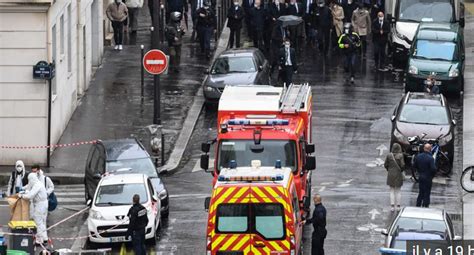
[368,209,381,220]
[366,158,384,168]
[432,177,447,185]
[376,144,388,156]
[320,182,334,185]
[318,186,326,192]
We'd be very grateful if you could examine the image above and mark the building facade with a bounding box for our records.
[0,0,105,165]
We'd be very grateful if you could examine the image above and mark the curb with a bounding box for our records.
[158,20,230,174]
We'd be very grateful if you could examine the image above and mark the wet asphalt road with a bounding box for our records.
[156,43,465,254]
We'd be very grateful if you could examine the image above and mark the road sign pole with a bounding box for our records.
[152,0,161,125]
[140,45,144,98]
[47,78,52,167]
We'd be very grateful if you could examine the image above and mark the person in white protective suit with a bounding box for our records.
[19,173,49,244]
[31,164,54,196]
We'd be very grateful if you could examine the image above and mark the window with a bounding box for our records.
[399,104,450,125]
[106,158,158,177]
[216,203,285,240]
[395,217,447,233]
[67,5,72,72]
[414,40,457,61]
[216,204,249,233]
[211,57,256,74]
[398,0,453,22]
[60,15,64,55]
[95,183,148,206]
[51,24,57,96]
[217,140,297,171]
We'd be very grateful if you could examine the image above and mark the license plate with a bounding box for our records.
[423,80,442,85]
[110,236,129,242]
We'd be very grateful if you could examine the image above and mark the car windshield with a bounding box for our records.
[95,183,147,206]
[398,0,453,22]
[106,158,158,177]
[217,140,297,171]
[396,217,447,233]
[216,203,285,239]
[399,104,449,125]
[414,40,456,61]
[211,56,256,74]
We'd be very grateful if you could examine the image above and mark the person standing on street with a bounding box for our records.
[271,22,286,73]
[165,12,186,73]
[307,194,327,255]
[6,160,28,197]
[278,38,297,85]
[227,0,244,48]
[19,173,49,245]
[286,0,304,50]
[372,11,389,71]
[125,0,143,33]
[249,0,267,51]
[312,0,333,56]
[127,194,149,255]
[384,143,405,211]
[330,0,344,53]
[414,144,437,208]
[338,23,360,83]
[31,164,55,197]
[106,0,128,50]
[242,0,255,37]
[197,0,216,59]
[351,3,370,56]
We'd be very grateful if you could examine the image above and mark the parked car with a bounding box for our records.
[390,92,456,163]
[84,138,169,218]
[405,22,465,93]
[203,48,271,103]
[87,174,161,244]
[380,230,448,254]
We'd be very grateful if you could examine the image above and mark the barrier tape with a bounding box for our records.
[0,140,97,150]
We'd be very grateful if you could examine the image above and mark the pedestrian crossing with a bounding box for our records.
[1,184,86,208]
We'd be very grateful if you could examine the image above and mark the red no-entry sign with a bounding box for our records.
[143,49,168,75]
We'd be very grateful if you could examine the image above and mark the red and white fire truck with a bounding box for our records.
[201,84,315,212]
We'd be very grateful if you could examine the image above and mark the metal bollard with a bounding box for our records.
[161,133,165,166]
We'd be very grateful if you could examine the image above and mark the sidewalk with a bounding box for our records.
[0,4,214,184]
[462,4,474,239]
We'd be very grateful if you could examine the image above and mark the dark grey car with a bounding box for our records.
[203,48,271,103]
[84,138,169,218]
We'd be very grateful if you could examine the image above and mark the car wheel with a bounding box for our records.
[146,223,157,245]
[161,209,169,219]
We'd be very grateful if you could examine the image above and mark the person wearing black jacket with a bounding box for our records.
[249,0,267,51]
[371,11,390,71]
[242,0,255,37]
[197,0,216,59]
[127,194,149,255]
[286,0,304,50]
[311,0,333,55]
[271,23,286,73]
[227,1,244,48]
[414,144,437,208]
[6,160,28,196]
[166,0,187,23]
[306,194,327,255]
[338,23,361,83]
[279,39,297,85]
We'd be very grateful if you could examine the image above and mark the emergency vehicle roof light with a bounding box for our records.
[229,160,237,169]
[217,174,284,182]
[227,119,289,126]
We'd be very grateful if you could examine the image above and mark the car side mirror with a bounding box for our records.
[258,65,264,71]
[391,115,396,122]
[452,119,457,126]
[152,194,158,202]
[86,199,92,207]
[201,142,211,153]
[381,229,389,236]
[305,156,316,170]
[305,143,315,154]
[201,154,210,172]
[301,196,310,211]
[204,197,211,211]
[93,173,102,180]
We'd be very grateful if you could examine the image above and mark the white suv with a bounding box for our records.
[87,173,161,244]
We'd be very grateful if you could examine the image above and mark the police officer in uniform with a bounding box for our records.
[338,23,361,83]
[127,194,149,255]
[306,194,327,255]
[197,0,216,59]
[165,12,185,73]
